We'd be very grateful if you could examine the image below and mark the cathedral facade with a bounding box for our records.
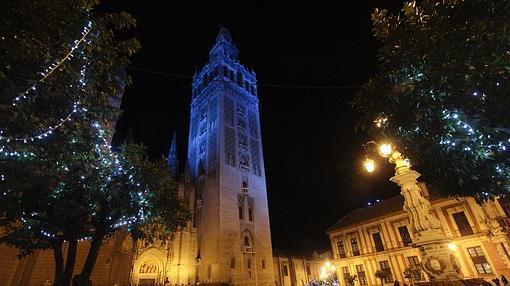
[131,28,275,286]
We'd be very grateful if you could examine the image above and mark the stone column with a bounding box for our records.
[388,153,461,284]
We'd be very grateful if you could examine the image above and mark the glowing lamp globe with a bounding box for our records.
[363,159,375,173]
[378,143,393,157]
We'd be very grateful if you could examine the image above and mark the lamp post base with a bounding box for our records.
[414,235,462,284]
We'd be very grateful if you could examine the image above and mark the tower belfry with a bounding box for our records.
[187,28,274,285]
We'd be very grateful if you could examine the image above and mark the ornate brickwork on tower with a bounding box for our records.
[132,27,275,286]
[187,27,274,286]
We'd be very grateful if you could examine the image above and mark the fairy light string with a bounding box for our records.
[375,109,509,180]
[12,21,92,105]
[0,21,93,144]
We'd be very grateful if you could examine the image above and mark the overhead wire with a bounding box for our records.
[127,65,361,90]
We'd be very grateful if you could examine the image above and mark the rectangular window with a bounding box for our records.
[356,264,367,285]
[262,259,266,269]
[231,257,235,269]
[407,256,420,266]
[453,212,474,236]
[468,246,492,274]
[350,237,360,256]
[379,261,393,283]
[337,241,346,258]
[398,226,413,246]
[282,264,289,276]
[306,264,311,276]
[342,267,350,286]
[372,232,384,252]
[407,256,424,281]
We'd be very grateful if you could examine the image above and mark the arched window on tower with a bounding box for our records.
[242,230,255,253]
[248,197,254,222]
[239,206,244,220]
[230,257,236,269]
[197,160,205,176]
[240,155,249,170]
[237,71,243,86]
[242,181,248,193]
[238,194,244,220]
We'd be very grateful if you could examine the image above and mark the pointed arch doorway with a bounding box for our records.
[132,248,166,286]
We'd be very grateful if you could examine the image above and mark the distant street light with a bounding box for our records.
[362,140,461,283]
[319,261,338,286]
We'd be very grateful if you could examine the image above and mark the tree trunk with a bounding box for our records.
[60,238,78,286]
[53,239,64,286]
[73,228,106,286]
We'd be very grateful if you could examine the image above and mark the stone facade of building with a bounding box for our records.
[327,185,510,286]
[273,249,330,286]
[0,230,134,286]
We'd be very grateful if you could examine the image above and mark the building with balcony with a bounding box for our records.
[327,184,510,286]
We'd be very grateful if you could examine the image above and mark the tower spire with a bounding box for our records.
[209,27,239,60]
[167,130,179,177]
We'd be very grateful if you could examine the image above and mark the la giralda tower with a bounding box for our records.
[187,28,274,286]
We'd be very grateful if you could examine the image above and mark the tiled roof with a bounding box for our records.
[327,196,405,234]
[327,194,444,234]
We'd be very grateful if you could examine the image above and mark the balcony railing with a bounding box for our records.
[243,246,255,254]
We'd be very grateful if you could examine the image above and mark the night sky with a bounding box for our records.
[104,1,406,252]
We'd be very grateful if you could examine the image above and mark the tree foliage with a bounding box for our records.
[375,269,392,286]
[403,264,424,284]
[345,273,357,286]
[352,0,510,200]
[0,1,189,285]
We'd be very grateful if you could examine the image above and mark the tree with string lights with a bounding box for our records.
[351,0,510,200]
[0,1,189,286]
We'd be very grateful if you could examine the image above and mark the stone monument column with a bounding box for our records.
[388,151,461,284]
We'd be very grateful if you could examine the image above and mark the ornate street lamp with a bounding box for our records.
[362,141,462,284]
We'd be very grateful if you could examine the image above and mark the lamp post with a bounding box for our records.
[320,261,338,286]
[362,141,462,284]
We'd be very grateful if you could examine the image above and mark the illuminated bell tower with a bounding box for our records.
[188,28,274,285]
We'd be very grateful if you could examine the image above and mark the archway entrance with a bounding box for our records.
[132,248,167,286]
[137,258,160,285]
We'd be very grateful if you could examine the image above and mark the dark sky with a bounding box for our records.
[104,1,406,252]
